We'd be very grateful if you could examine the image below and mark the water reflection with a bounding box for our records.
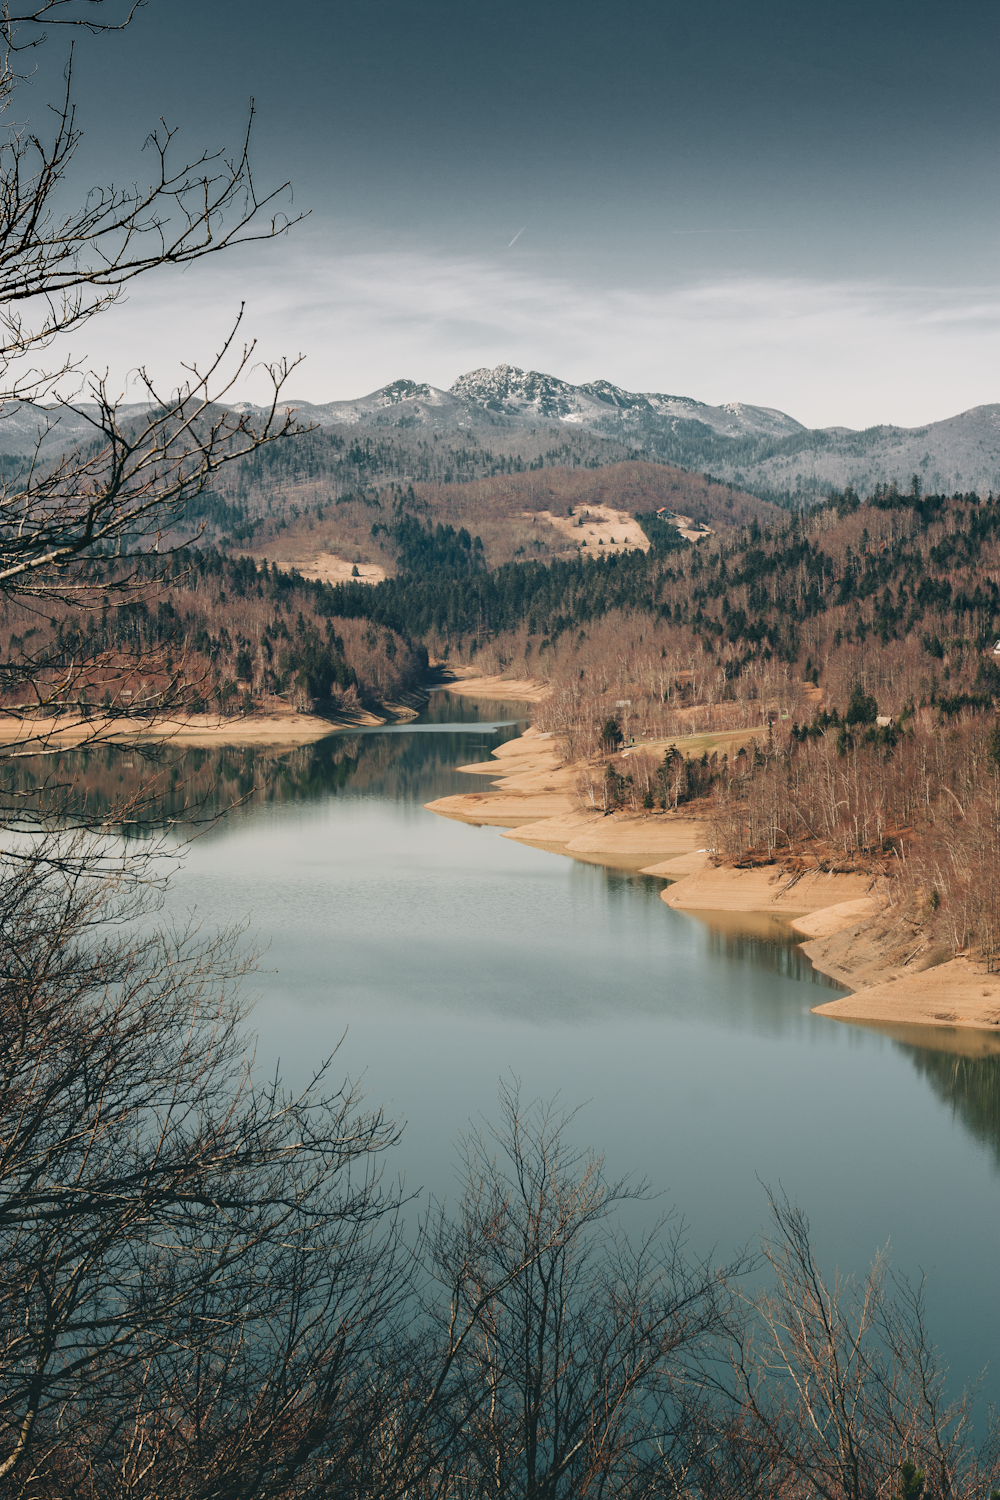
[701,915,844,990]
[9,692,1000,1248]
[900,1042,1000,1170]
[800,1016,1000,1168]
[1,693,529,831]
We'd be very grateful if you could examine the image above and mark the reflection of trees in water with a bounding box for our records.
[902,1047,1000,1168]
[421,692,531,727]
[327,727,523,805]
[264,724,523,809]
[3,717,524,831]
[703,924,843,989]
[583,868,838,988]
[600,872,670,904]
[571,870,844,998]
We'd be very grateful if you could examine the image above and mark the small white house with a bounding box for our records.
[993,639,1000,655]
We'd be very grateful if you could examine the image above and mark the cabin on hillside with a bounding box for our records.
[993,638,1000,656]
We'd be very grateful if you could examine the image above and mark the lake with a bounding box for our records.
[42,689,1000,1401]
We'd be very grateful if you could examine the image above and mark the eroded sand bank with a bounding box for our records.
[812,960,1000,1032]
[435,670,552,704]
[427,722,710,867]
[425,728,582,827]
[652,855,877,916]
[507,808,709,869]
[0,701,418,750]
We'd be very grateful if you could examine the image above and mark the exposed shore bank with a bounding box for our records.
[424,722,712,869]
[0,699,421,751]
[426,686,877,898]
[649,849,1000,1036]
[650,851,1000,1037]
[811,960,1000,1032]
[427,676,1000,1042]
[433,669,552,704]
[646,852,877,917]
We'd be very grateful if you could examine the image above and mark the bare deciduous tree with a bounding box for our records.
[722,1191,1000,1500]
[0,0,308,761]
[0,839,412,1498]
[411,1085,739,1500]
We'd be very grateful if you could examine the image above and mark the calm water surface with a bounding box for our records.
[71,691,1000,1399]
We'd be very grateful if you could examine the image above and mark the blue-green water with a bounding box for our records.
[138,690,1000,1402]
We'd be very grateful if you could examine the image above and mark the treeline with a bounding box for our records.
[310,550,688,647]
[708,707,1000,965]
[371,507,487,579]
[490,481,1000,969]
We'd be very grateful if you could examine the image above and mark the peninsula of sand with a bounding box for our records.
[427,673,1000,1041]
[0,696,422,752]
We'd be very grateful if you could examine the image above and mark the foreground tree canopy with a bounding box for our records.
[0,0,308,755]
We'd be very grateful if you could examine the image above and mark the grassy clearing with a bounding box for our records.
[625,725,769,760]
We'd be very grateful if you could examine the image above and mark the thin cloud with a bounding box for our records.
[57,244,1000,430]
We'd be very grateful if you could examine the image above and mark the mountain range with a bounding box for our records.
[6,366,1000,502]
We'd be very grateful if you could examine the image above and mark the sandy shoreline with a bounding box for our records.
[433,669,552,704]
[649,855,877,916]
[425,724,712,867]
[0,701,420,751]
[425,694,1000,1046]
[811,958,1000,1033]
[653,856,1000,1040]
[0,670,544,751]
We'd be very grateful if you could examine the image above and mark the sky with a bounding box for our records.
[16,0,1000,427]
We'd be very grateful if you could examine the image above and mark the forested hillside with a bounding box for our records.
[187,420,641,540]
[281,479,1000,679]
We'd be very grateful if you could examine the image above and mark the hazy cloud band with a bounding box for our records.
[69,246,1000,431]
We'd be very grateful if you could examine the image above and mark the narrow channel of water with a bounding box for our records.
[22,690,1000,1401]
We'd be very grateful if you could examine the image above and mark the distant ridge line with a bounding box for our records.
[3,365,1000,500]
